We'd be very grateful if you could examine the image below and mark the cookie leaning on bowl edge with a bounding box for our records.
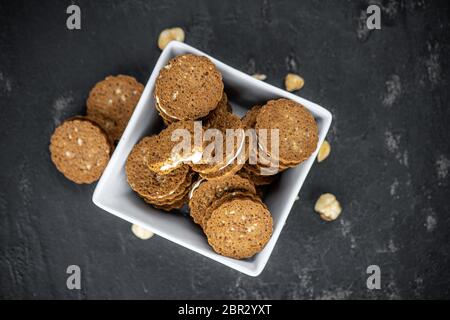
[255,98,319,166]
[154,54,224,121]
[87,74,144,142]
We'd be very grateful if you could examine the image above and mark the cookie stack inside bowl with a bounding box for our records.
[125,135,194,212]
[238,98,319,183]
[189,175,273,259]
[125,53,319,260]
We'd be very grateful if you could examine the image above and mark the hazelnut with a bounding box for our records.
[131,224,154,240]
[317,140,331,162]
[158,27,185,50]
[252,74,267,81]
[314,193,342,221]
[285,73,304,92]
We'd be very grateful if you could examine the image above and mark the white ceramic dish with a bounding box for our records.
[92,41,332,276]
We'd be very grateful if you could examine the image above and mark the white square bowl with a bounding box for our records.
[92,41,332,277]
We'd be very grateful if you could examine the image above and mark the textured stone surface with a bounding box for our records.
[0,0,449,299]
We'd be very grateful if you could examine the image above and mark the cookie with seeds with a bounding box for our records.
[87,75,144,141]
[50,118,112,184]
[255,98,318,165]
[154,54,224,121]
[205,196,273,259]
[125,136,192,204]
[189,174,256,228]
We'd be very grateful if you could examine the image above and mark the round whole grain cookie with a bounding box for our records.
[154,54,223,121]
[146,120,204,173]
[189,175,256,228]
[87,75,144,141]
[50,118,112,184]
[205,196,273,259]
[255,98,318,165]
[125,136,191,202]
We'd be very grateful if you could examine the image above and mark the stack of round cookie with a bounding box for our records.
[49,75,144,184]
[125,136,194,211]
[144,120,204,174]
[191,106,247,180]
[239,98,318,181]
[189,175,273,259]
[238,105,276,186]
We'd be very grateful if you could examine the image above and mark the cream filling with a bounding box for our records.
[154,186,177,199]
[159,149,203,172]
[189,178,204,200]
[153,176,189,200]
[155,95,181,121]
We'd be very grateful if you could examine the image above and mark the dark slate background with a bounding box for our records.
[0,0,449,299]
